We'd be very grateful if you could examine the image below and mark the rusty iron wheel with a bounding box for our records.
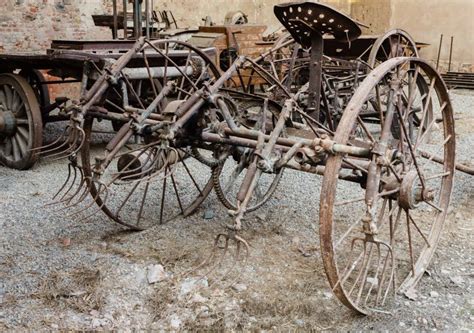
[79,40,221,230]
[0,73,43,169]
[319,58,455,314]
[213,99,284,212]
[81,117,215,231]
[367,29,419,69]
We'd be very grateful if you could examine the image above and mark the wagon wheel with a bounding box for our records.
[80,40,221,230]
[212,99,284,212]
[367,29,419,69]
[320,58,455,314]
[0,73,42,169]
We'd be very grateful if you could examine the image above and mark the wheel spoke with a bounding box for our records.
[159,172,168,225]
[169,166,184,214]
[4,85,13,109]
[407,211,431,247]
[0,89,7,106]
[405,209,416,277]
[178,151,203,196]
[14,133,27,156]
[136,181,150,227]
[11,135,21,161]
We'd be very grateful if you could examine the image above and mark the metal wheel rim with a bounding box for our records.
[319,58,455,314]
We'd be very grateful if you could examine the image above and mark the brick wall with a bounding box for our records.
[0,0,113,53]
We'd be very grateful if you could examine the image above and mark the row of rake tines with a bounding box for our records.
[44,142,182,223]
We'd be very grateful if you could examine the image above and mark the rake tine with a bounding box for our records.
[364,243,383,306]
[135,147,178,183]
[375,244,394,306]
[52,163,73,200]
[45,166,82,208]
[67,180,106,218]
[218,235,250,289]
[46,128,84,161]
[111,146,154,180]
[59,170,87,206]
[187,233,229,278]
[31,126,71,153]
[333,237,365,291]
[58,176,93,211]
[348,240,371,299]
[200,234,231,279]
[117,150,157,182]
[40,138,72,158]
[59,166,84,202]
[76,183,109,223]
[381,243,396,305]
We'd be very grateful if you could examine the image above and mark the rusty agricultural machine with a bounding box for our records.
[1,1,474,315]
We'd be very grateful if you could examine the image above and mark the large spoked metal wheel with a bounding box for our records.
[0,73,42,169]
[367,30,419,69]
[320,58,455,314]
[213,150,284,213]
[212,99,284,212]
[81,117,215,231]
[80,39,221,230]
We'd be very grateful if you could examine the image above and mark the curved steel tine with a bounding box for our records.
[128,148,181,185]
[111,146,154,180]
[364,242,383,306]
[76,182,109,222]
[45,165,80,207]
[40,136,72,157]
[375,241,395,306]
[217,235,250,288]
[348,240,371,299]
[59,170,87,206]
[51,163,73,200]
[378,241,396,306]
[56,176,93,211]
[185,233,230,277]
[333,236,366,291]
[31,125,71,153]
[59,166,85,202]
[47,127,85,161]
[65,127,86,158]
[115,148,158,182]
[355,238,395,308]
[133,147,172,181]
[68,179,108,218]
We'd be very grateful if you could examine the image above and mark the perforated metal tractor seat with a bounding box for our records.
[274,1,362,48]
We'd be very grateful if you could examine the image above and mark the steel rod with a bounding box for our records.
[123,0,127,39]
[436,34,443,70]
[448,36,454,72]
[112,0,118,39]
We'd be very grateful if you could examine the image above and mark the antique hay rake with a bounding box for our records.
[42,1,470,314]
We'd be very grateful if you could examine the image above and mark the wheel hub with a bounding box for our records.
[0,110,17,137]
[399,170,434,210]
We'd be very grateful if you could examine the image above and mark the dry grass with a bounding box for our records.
[147,282,175,319]
[35,266,104,313]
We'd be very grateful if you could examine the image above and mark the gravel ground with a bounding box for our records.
[0,90,473,330]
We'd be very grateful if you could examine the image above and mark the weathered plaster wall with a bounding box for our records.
[349,0,391,34]
[157,0,350,33]
[390,0,474,72]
